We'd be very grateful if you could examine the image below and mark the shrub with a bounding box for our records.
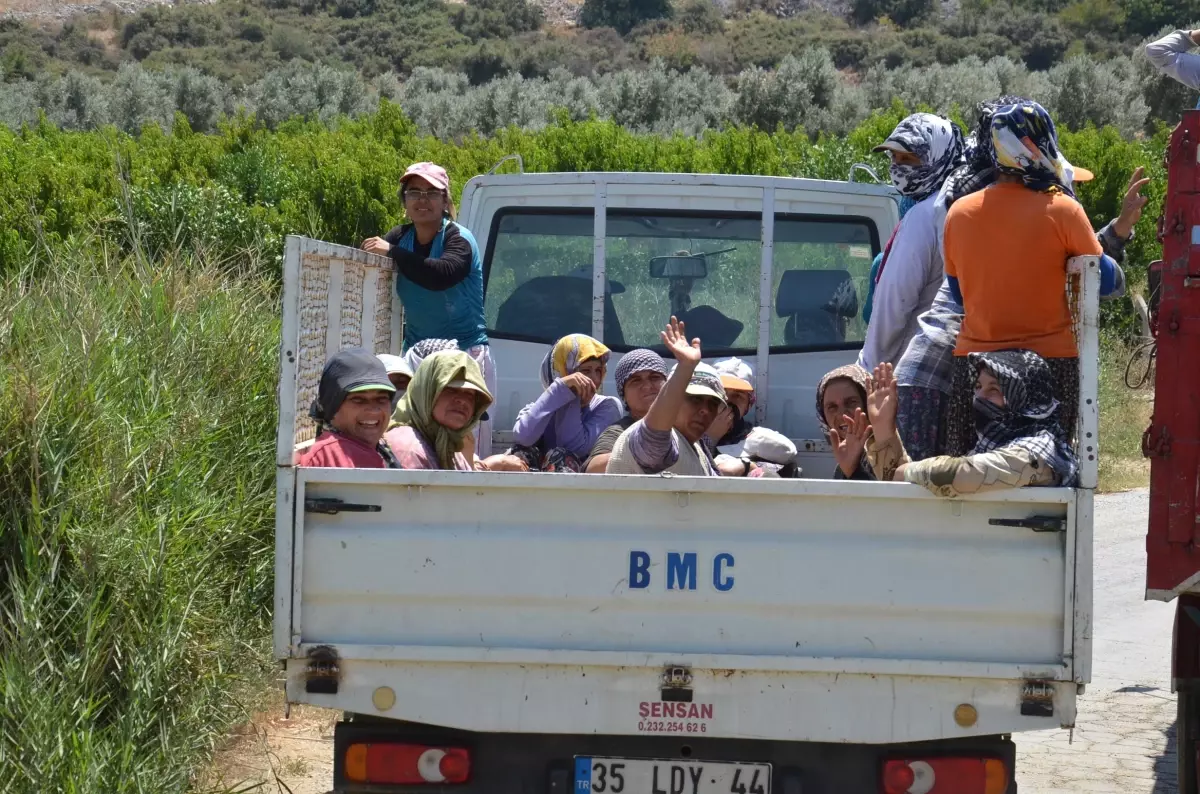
[580,0,673,35]
[108,62,173,134]
[1045,55,1148,137]
[452,0,544,40]
[851,0,936,25]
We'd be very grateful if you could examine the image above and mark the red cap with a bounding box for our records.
[400,162,450,192]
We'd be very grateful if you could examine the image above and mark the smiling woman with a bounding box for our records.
[299,348,400,468]
[385,349,494,471]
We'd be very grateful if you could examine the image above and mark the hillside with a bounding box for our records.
[1,0,1194,86]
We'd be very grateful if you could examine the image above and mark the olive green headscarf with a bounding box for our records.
[392,350,493,469]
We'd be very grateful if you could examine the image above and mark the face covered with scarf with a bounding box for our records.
[393,350,493,469]
[874,113,966,201]
[969,349,1079,486]
[540,334,610,392]
[989,102,1089,196]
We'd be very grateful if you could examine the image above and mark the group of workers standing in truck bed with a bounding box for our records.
[300,27,1200,498]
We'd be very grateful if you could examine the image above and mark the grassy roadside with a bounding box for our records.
[0,244,279,793]
[1097,335,1154,493]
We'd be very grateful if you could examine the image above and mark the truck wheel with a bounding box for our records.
[1180,684,1199,794]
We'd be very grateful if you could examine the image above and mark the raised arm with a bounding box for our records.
[618,317,701,473]
[1145,29,1200,90]
[644,317,701,433]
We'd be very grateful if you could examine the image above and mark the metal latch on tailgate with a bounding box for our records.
[304,645,341,695]
[304,497,381,515]
[1020,680,1055,717]
[988,516,1066,533]
[661,665,694,703]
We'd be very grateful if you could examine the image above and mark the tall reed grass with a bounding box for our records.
[0,238,279,793]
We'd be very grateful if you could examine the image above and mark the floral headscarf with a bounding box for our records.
[969,350,1078,486]
[876,113,966,201]
[940,95,1031,207]
[540,334,610,390]
[989,102,1074,196]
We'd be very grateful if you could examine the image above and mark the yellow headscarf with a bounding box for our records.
[393,350,493,469]
[539,334,610,390]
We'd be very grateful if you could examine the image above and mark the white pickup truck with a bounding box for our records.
[274,167,1100,794]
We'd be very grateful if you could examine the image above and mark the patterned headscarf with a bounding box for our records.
[404,337,459,373]
[393,350,493,470]
[614,348,668,401]
[876,113,966,201]
[989,102,1073,196]
[814,364,870,432]
[540,334,610,390]
[969,350,1078,486]
[940,95,1031,208]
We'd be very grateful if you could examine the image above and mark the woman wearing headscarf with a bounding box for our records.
[584,348,668,474]
[300,348,400,469]
[384,349,493,471]
[360,162,496,457]
[939,101,1126,456]
[865,355,1077,496]
[894,96,1144,462]
[502,334,622,473]
[857,113,965,374]
[816,363,873,481]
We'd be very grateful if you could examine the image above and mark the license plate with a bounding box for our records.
[574,756,771,794]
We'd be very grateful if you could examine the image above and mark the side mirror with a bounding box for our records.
[650,255,708,279]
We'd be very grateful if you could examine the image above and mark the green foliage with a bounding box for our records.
[1121,0,1196,36]
[851,0,936,25]
[580,0,674,35]
[0,247,278,794]
[453,0,544,41]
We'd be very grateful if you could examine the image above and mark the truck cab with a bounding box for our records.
[274,169,1100,794]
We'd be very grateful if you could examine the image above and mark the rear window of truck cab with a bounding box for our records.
[482,208,880,356]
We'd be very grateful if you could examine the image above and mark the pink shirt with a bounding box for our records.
[299,432,388,468]
[385,425,474,471]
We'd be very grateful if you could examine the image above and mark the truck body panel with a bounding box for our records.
[274,171,1099,762]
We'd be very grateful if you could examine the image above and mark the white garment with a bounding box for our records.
[856,193,943,372]
[1145,30,1200,90]
[606,428,714,476]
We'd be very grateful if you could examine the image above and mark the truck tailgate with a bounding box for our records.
[281,468,1087,742]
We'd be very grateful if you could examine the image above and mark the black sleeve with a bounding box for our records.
[389,224,473,292]
[382,224,409,245]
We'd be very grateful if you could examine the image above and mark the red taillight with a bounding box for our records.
[344,743,471,785]
[882,757,1008,794]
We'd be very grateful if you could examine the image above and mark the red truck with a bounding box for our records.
[1145,108,1200,791]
